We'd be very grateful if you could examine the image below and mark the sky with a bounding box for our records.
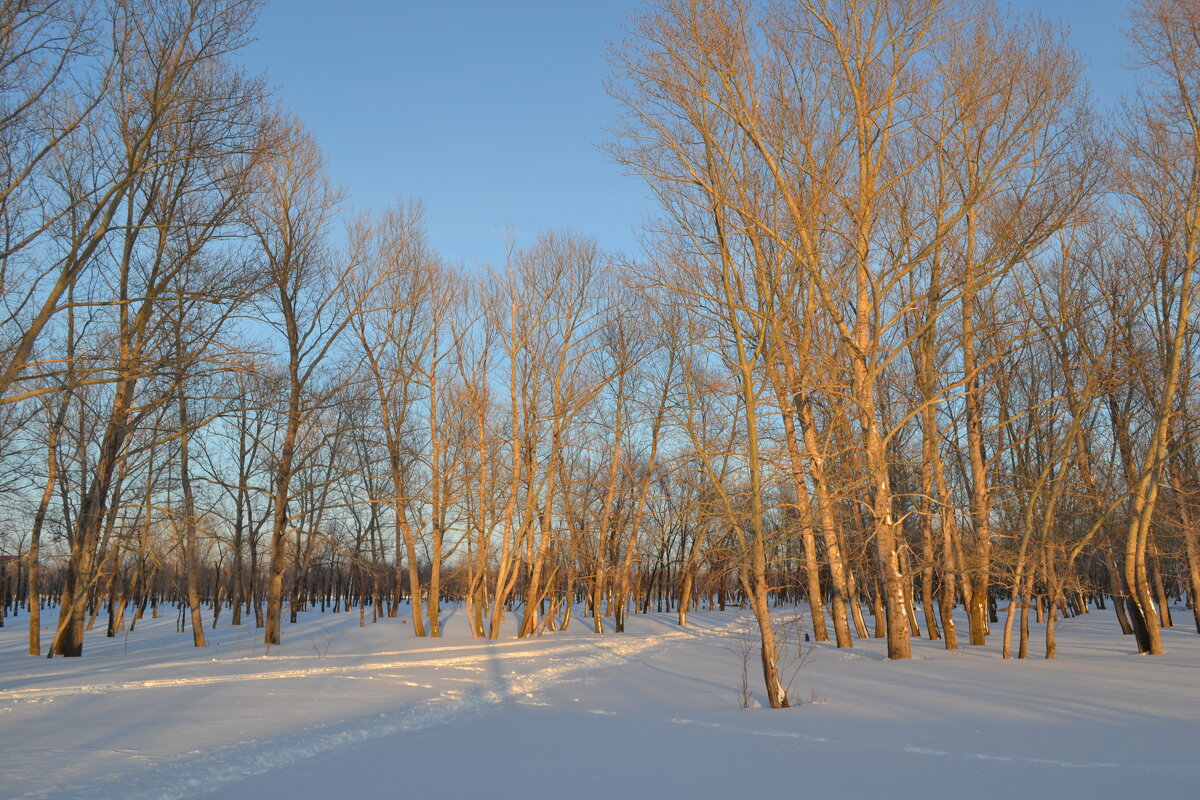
[237,0,1139,270]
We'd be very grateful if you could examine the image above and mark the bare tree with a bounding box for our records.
[346,201,436,635]
[49,0,266,656]
[244,119,358,647]
[1107,0,1200,655]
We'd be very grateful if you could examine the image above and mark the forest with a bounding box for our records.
[0,0,1198,712]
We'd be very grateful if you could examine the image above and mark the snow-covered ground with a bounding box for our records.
[1,602,1196,799]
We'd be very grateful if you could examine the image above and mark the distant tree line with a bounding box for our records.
[0,0,1197,709]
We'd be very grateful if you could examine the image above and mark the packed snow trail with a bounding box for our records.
[1,636,686,703]
[2,625,688,800]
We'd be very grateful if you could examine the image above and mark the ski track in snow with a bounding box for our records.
[10,631,687,800]
[899,744,1118,770]
[669,717,1136,772]
[0,638,674,702]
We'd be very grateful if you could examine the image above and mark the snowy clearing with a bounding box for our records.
[2,605,1197,799]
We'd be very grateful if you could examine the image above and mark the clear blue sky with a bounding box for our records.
[238,0,1137,269]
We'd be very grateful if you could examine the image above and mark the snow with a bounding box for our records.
[2,604,1197,799]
